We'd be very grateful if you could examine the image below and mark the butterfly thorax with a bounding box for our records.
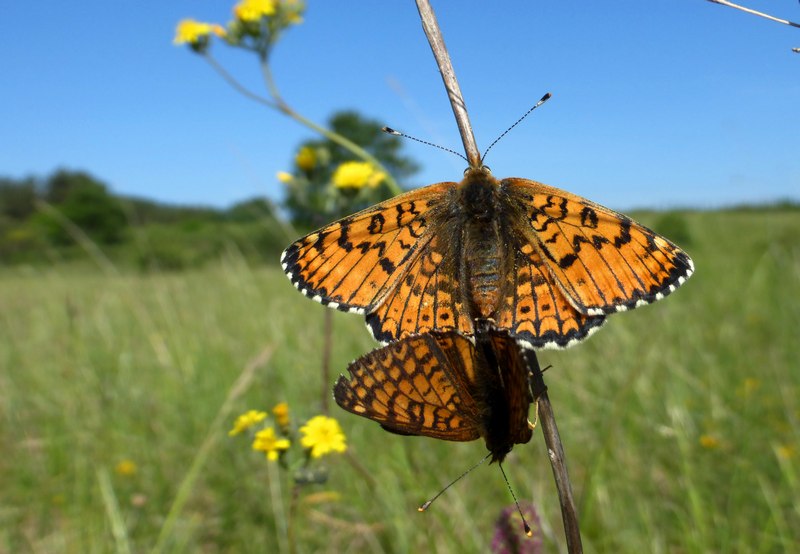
[458,168,512,321]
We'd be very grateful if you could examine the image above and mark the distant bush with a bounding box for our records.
[652,211,693,247]
[132,218,289,271]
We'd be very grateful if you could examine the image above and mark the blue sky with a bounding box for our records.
[1,1,798,211]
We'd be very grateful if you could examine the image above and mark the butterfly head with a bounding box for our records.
[459,165,501,219]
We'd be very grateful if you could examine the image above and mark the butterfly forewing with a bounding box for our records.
[281,182,456,314]
[504,178,694,316]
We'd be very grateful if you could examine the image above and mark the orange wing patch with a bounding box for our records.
[495,242,606,350]
[281,182,456,314]
[366,234,475,344]
[504,178,694,316]
[334,333,482,442]
[334,329,533,463]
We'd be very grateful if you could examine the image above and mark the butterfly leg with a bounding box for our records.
[527,398,540,431]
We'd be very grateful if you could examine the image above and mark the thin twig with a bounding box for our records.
[414,0,481,168]
[204,53,278,109]
[203,52,403,196]
[526,351,583,553]
[705,0,800,29]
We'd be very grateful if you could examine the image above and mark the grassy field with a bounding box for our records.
[2,208,798,553]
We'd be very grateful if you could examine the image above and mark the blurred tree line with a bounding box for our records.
[0,168,286,269]
[0,111,421,270]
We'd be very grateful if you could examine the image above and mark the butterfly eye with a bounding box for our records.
[482,165,491,174]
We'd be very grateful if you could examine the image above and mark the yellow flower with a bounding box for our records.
[273,402,290,428]
[234,0,277,22]
[776,444,795,460]
[276,171,294,184]
[295,146,317,172]
[699,435,720,449]
[115,459,138,477]
[368,170,387,188]
[739,377,760,396]
[332,161,385,190]
[253,427,291,461]
[173,19,225,45]
[228,410,267,436]
[300,415,347,458]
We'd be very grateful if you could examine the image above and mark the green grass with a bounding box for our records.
[1,209,798,553]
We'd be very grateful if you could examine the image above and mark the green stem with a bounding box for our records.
[204,53,277,110]
[286,484,301,554]
[202,51,402,196]
[258,55,402,195]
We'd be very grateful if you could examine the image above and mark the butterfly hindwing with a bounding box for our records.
[366,233,476,344]
[504,178,694,316]
[334,332,482,442]
[495,240,606,350]
[334,329,534,462]
[281,182,456,314]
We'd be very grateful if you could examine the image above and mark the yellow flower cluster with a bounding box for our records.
[332,161,386,190]
[175,0,304,52]
[173,19,226,46]
[230,405,346,463]
[234,0,276,22]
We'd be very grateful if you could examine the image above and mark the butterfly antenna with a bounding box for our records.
[481,92,552,164]
[382,126,468,163]
[418,453,491,512]
[499,463,533,537]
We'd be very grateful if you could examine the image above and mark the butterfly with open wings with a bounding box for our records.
[282,164,694,350]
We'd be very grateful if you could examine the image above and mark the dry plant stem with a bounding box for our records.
[705,0,800,28]
[413,1,583,548]
[526,351,583,554]
[200,52,402,196]
[415,0,481,167]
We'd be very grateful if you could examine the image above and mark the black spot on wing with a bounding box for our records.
[580,206,599,228]
[613,219,632,248]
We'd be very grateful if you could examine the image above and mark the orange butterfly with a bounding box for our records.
[334,327,533,463]
[282,166,693,350]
